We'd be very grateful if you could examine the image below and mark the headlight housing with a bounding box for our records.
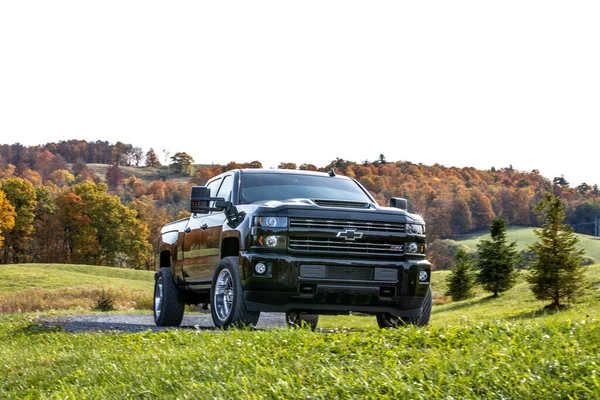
[252,216,288,251]
[253,217,288,228]
[406,224,425,235]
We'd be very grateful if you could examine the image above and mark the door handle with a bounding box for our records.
[201,223,208,231]
[184,227,191,233]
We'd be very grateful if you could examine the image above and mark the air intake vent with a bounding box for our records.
[312,199,371,209]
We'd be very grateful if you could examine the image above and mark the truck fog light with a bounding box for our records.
[255,263,267,274]
[419,269,429,283]
[265,236,278,247]
[407,243,418,253]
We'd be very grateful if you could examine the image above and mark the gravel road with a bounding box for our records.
[48,312,288,333]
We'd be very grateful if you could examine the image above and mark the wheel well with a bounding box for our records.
[221,237,240,258]
[159,250,171,269]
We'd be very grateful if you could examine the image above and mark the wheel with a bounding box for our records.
[286,312,319,331]
[210,256,260,329]
[154,267,185,326]
[376,288,432,328]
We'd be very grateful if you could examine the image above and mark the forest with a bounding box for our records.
[0,140,599,270]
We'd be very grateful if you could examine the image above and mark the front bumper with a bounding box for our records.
[239,251,431,317]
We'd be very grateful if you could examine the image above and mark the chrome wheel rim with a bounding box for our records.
[385,314,398,327]
[154,276,163,318]
[214,269,234,322]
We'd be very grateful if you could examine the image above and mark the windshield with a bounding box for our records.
[239,173,372,204]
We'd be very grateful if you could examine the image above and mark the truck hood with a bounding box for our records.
[242,198,424,224]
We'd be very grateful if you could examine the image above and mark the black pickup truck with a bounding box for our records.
[153,169,432,330]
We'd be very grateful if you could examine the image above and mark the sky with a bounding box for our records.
[1,1,599,186]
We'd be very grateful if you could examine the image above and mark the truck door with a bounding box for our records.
[182,175,234,285]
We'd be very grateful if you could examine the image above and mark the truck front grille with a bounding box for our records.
[289,237,404,256]
[290,218,405,233]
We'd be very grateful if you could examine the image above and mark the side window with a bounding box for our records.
[216,175,233,202]
[206,179,221,198]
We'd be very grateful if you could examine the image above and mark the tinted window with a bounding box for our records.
[239,173,371,204]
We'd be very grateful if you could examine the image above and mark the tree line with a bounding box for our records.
[0,141,599,268]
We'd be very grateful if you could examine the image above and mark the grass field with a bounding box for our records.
[459,226,600,261]
[1,231,600,398]
[0,264,154,313]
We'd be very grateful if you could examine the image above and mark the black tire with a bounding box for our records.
[154,267,185,326]
[210,256,260,329]
[376,288,432,328]
[286,312,319,331]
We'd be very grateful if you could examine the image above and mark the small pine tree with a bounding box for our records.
[476,218,519,297]
[445,247,477,301]
[526,193,586,309]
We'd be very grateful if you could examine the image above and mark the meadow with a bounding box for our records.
[0,231,599,399]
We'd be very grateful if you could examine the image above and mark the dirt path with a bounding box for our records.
[48,312,288,333]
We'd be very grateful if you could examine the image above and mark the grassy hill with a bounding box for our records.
[459,226,600,261]
[0,264,154,313]
[86,163,213,183]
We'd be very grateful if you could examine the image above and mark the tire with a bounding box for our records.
[210,256,260,329]
[286,312,319,331]
[154,267,185,326]
[376,288,432,328]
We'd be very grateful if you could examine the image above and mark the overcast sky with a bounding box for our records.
[1,1,598,186]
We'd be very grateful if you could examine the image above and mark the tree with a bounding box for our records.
[106,163,124,189]
[170,152,194,175]
[0,177,37,263]
[476,218,519,297]
[526,193,587,308]
[0,188,16,248]
[277,162,297,170]
[449,197,473,234]
[145,148,161,167]
[132,146,144,166]
[445,248,477,301]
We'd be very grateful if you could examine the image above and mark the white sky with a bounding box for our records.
[1,1,599,186]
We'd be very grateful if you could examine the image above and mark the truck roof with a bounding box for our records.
[238,168,352,180]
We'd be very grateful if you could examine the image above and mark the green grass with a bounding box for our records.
[0,264,154,313]
[1,263,599,398]
[0,263,154,293]
[460,226,600,261]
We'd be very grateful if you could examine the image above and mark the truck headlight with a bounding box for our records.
[254,217,288,228]
[406,224,424,235]
[254,235,287,249]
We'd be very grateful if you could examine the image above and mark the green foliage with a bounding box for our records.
[169,152,195,175]
[93,288,116,311]
[527,193,587,308]
[476,218,519,297]
[444,248,477,301]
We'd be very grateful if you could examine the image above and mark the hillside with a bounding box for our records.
[458,226,600,262]
[0,264,154,313]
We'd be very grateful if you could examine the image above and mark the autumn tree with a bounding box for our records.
[145,148,161,167]
[170,152,194,175]
[278,162,297,170]
[73,182,151,267]
[0,188,16,248]
[476,218,519,297]
[445,248,477,301]
[526,193,587,309]
[450,197,473,234]
[29,185,62,263]
[0,177,37,263]
[106,163,124,189]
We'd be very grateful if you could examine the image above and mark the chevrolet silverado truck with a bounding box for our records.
[153,168,432,330]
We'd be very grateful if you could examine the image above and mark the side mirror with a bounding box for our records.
[389,197,408,211]
[190,186,225,214]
